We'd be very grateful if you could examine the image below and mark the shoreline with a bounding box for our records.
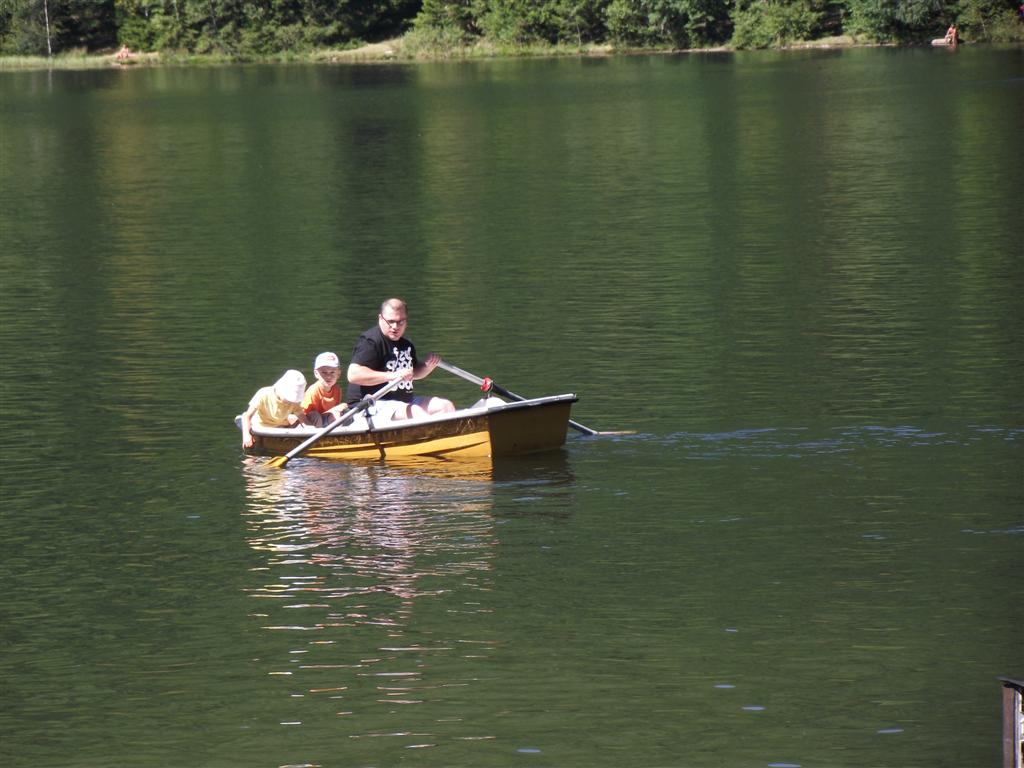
[0,35,1011,71]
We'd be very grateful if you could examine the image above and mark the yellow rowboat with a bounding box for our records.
[237,394,578,462]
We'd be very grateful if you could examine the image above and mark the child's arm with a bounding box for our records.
[241,405,257,448]
[286,407,316,427]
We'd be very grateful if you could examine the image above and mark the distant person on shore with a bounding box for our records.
[346,298,455,421]
[240,369,314,448]
[115,45,132,61]
[944,24,958,44]
[302,351,348,427]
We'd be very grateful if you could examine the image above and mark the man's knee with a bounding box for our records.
[430,397,456,414]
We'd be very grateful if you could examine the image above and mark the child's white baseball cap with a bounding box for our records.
[314,351,340,369]
[274,369,307,404]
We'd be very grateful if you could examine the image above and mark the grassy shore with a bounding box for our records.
[2,33,1002,71]
[0,33,888,71]
[0,41,616,70]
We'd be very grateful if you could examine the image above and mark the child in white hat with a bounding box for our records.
[240,369,314,448]
[301,351,348,427]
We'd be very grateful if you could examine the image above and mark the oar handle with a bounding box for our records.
[437,359,599,436]
[436,360,486,387]
[437,360,522,401]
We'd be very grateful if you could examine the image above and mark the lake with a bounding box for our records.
[0,46,1021,767]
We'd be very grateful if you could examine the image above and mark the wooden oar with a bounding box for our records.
[436,359,633,436]
[265,377,404,468]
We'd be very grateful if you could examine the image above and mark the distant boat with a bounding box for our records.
[237,394,578,462]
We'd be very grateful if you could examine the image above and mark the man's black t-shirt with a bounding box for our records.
[346,325,419,404]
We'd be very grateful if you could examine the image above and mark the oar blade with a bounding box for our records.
[265,455,290,469]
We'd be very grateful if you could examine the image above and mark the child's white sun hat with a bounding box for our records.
[274,369,307,404]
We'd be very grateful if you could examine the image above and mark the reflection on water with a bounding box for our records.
[241,457,496,615]
[235,454,582,756]
[239,458,502,740]
[260,450,577,485]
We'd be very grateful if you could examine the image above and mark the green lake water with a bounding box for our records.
[0,47,1021,767]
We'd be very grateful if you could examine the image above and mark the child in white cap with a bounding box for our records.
[240,369,313,448]
[302,351,348,427]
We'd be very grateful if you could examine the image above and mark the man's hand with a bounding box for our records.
[421,353,441,374]
[390,366,414,382]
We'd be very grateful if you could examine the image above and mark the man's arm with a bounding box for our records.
[348,363,412,386]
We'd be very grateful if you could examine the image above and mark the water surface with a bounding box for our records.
[1,47,1021,767]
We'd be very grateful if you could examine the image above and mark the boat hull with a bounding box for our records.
[241,394,578,462]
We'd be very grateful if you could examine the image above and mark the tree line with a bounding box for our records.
[2,0,1021,57]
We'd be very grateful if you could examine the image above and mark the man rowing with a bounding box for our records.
[345,297,455,421]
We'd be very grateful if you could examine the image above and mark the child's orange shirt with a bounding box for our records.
[302,381,342,415]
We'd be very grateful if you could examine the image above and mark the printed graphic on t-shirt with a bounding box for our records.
[386,347,414,392]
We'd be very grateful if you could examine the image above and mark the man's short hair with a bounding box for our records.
[381,298,406,315]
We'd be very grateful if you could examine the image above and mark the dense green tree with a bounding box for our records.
[470,0,606,45]
[0,0,51,54]
[115,1,182,50]
[415,0,479,33]
[0,0,116,54]
[604,0,730,47]
[59,0,117,49]
[603,0,649,44]
[731,0,826,48]
[109,0,421,54]
[843,0,944,41]
[684,0,733,44]
[563,0,611,43]
[3,0,1020,57]
[954,0,1023,41]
